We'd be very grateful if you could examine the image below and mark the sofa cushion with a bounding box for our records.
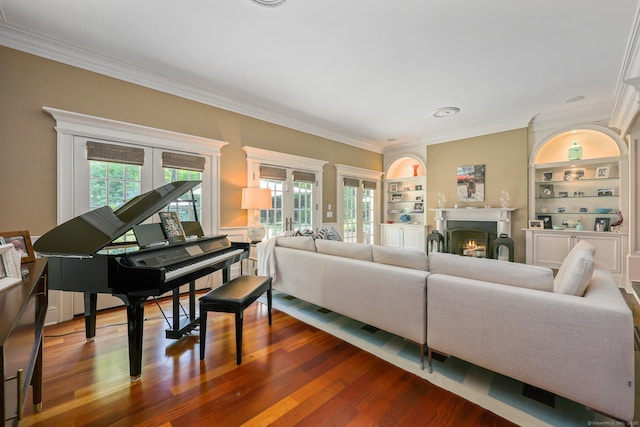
[276,236,317,252]
[428,252,554,291]
[315,239,372,261]
[372,245,428,271]
[554,248,594,296]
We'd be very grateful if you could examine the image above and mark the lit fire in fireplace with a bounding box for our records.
[462,240,486,257]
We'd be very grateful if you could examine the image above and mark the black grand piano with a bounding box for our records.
[34,181,249,381]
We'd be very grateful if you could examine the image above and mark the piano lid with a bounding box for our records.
[34,181,201,257]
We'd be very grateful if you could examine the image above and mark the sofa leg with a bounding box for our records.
[427,348,433,374]
[420,344,426,370]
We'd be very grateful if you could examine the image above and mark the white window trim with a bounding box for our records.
[243,146,327,231]
[44,107,227,231]
[335,164,383,243]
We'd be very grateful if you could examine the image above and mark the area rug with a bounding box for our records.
[261,291,622,427]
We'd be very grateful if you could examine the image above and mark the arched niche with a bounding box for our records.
[532,124,627,165]
[386,156,425,179]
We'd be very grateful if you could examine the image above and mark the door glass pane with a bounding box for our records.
[363,187,375,244]
[261,179,284,239]
[163,168,202,222]
[294,181,313,231]
[90,160,142,243]
[343,186,357,243]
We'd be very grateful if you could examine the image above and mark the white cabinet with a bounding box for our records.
[381,224,426,251]
[525,229,628,285]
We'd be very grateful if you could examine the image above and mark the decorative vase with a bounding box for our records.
[412,164,419,176]
[568,141,583,161]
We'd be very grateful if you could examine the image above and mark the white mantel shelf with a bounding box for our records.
[430,207,517,236]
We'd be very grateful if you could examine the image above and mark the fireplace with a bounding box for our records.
[447,221,497,258]
[431,208,517,259]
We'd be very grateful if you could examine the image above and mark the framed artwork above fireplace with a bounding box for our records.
[457,164,485,202]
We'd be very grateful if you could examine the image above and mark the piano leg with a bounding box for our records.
[125,297,146,383]
[84,292,97,342]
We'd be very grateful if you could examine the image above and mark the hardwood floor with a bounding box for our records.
[21,294,515,427]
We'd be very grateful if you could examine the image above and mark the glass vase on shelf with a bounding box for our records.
[568,141,583,161]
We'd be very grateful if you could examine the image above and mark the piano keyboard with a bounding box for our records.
[164,248,245,282]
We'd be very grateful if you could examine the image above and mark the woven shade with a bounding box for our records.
[86,141,144,165]
[259,165,287,181]
[162,152,206,172]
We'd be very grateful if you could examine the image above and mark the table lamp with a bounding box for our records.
[241,187,272,243]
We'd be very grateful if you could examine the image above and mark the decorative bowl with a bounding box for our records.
[594,208,612,214]
[552,225,565,230]
[399,214,411,223]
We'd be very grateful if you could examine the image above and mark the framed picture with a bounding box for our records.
[594,217,611,232]
[563,168,585,181]
[391,194,402,202]
[542,171,553,182]
[415,185,422,191]
[597,187,614,197]
[528,220,543,229]
[457,164,485,202]
[413,202,424,212]
[415,196,423,201]
[539,184,554,198]
[557,191,568,198]
[596,166,609,178]
[389,183,398,192]
[537,215,553,229]
[0,230,35,263]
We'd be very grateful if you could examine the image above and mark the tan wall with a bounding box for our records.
[0,46,381,234]
[426,128,529,262]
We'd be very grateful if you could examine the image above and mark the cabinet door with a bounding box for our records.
[402,227,424,251]
[532,233,572,268]
[381,225,402,248]
[575,235,622,274]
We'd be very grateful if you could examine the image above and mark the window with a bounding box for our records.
[335,164,382,244]
[244,147,327,240]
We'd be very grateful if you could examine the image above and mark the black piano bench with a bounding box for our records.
[199,275,272,364]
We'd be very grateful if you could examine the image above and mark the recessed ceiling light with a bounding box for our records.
[249,0,286,7]
[565,95,585,103]
[431,107,460,118]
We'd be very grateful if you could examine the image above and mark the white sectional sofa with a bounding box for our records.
[258,236,431,365]
[257,237,635,423]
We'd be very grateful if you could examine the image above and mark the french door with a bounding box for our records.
[259,166,316,238]
[244,147,327,240]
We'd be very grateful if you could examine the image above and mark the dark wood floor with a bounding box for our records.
[21,294,516,427]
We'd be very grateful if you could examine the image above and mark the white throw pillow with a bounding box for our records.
[571,239,596,255]
[554,248,594,296]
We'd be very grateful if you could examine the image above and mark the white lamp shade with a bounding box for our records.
[241,188,272,209]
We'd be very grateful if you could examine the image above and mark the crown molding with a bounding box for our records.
[0,23,383,154]
[611,2,640,135]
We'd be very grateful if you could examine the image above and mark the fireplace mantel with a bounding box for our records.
[430,208,517,236]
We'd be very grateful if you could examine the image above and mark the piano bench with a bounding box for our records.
[199,275,272,364]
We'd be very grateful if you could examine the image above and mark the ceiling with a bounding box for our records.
[1,1,638,153]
